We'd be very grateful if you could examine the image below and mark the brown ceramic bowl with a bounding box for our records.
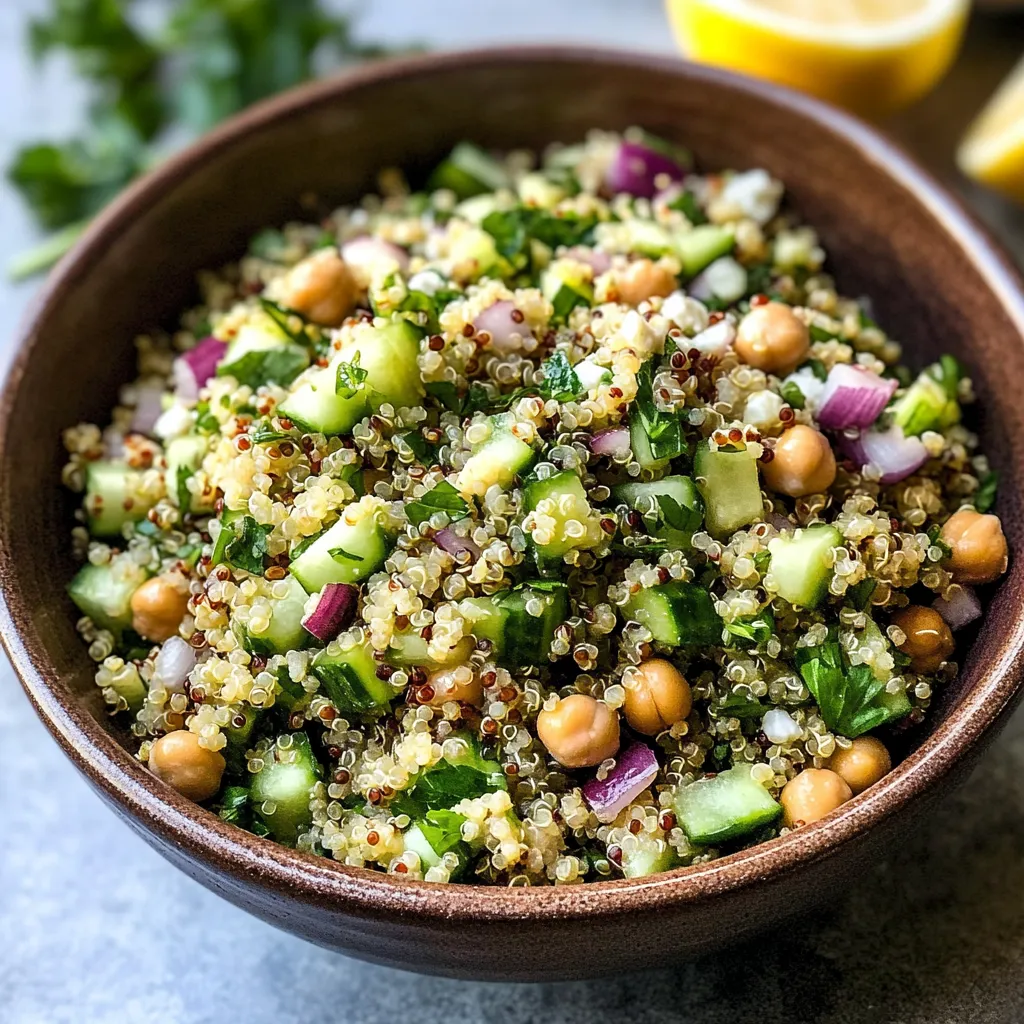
[2,47,1023,982]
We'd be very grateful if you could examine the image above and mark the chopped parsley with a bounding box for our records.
[223,515,272,575]
[405,480,469,527]
[335,353,369,399]
[975,471,999,514]
[217,346,308,390]
[633,359,686,462]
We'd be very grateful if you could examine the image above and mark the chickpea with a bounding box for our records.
[780,768,852,828]
[890,605,955,674]
[279,249,358,326]
[616,259,677,307]
[623,659,692,735]
[130,574,190,643]
[536,693,620,769]
[424,663,483,707]
[148,730,225,802]
[940,508,1009,585]
[734,301,810,374]
[761,424,836,497]
[829,736,891,795]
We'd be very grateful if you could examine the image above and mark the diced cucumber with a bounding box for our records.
[278,320,424,435]
[386,631,473,669]
[449,227,501,280]
[84,461,156,537]
[674,765,782,844]
[235,574,309,656]
[620,837,678,879]
[165,435,209,513]
[427,142,510,200]
[105,664,147,711]
[522,470,599,563]
[210,508,245,566]
[629,221,677,258]
[518,172,568,209]
[455,417,535,498]
[676,225,735,278]
[612,476,702,517]
[767,525,842,609]
[404,813,470,879]
[630,416,670,472]
[216,323,309,389]
[460,582,569,666]
[249,732,322,843]
[67,560,149,635]
[694,441,763,538]
[289,505,392,592]
[891,357,961,436]
[624,580,721,647]
[223,706,261,772]
[311,634,394,716]
[541,262,593,320]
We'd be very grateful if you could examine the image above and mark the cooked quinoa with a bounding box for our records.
[63,128,1010,885]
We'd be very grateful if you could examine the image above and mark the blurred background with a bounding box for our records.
[4,1,1024,1023]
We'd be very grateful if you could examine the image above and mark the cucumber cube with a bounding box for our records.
[67,560,149,635]
[674,766,781,845]
[694,441,763,538]
[289,506,392,593]
[311,635,394,716]
[84,461,156,538]
[676,225,735,278]
[250,733,322,843]
[235,574,309,656]
[767,525,842,609]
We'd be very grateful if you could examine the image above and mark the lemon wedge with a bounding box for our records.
[664,0,969,118]
[958,57,1024,204]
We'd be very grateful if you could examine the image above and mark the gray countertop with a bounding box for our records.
[4,3,1024,1022]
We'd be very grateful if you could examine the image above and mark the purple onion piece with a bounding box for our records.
[563,246,612,276]
[474,300,534,353]
[434,527,480,562]
[341,236,410,273]
[582,743,659,824]
[841,423,929,485]
[589,427,632,458]
[173,337,228,401]
[816,364,898,430]
[934,586,982,631]
[605,141,685,199]
[301,583,359,642]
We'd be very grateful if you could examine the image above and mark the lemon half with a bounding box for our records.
[665,0,970,118]
[958,57,1024,204]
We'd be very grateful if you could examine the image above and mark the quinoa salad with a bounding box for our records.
[62,129,1010,885]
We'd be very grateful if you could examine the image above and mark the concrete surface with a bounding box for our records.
[3,3,1024,1022]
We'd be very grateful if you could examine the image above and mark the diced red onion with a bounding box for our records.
[301,583,359,642]
[605,141,685,199]
[130,382,165,435]
[173,337,228,401]
[153,636,196,694]
[934,586,982,631]
[582,743,659,824]
[563,246,612,276]
[474,300,534,353]
[341,236,410,273]
[589,427,632,458]
[767,512,794,533]
[816,364,898,430]
[434,528,480,561]
[842,424,929,484]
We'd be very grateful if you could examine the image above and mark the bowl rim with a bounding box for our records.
[3,44,1024,922]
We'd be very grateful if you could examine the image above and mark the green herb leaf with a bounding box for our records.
[394,736,506,816]
[809,324,841,344]
[405,480,469,527]
[249,422,296,445]
[975,471,999,513]
[667,189,706,225]
[847,578,877,612]
[709,692,767,720]
[481,206,597,269]
[398,430,436,463]
[418,809,469,858]
[807,359,828,382]
[656,493,703,534]
[779,381,806,410]
[424,381,464,414]
[290,530,323,560]
[539,351,584,402]
[258,297,309,344]
[335,354,369,399]
[633,359,686,462]
[224,515,272,575]
[175,463,193,514]
[793,629,898,738]
[194,400,220,434]
[218,346,308,390]
[217,786,251,826]
[249,228,287,261]
[328,546,364,563]
[723,611,775,648]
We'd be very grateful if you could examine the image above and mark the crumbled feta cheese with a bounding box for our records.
[679,318,736,357]
[689,257,748,304]
[762,709,803,745]
[153,403,193,440]
[720,169,783,226]
[784,367,827,412]
[574,356,612,391]
[661,290,710,333]
[407,269,446,296]
[742,389,785,430]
